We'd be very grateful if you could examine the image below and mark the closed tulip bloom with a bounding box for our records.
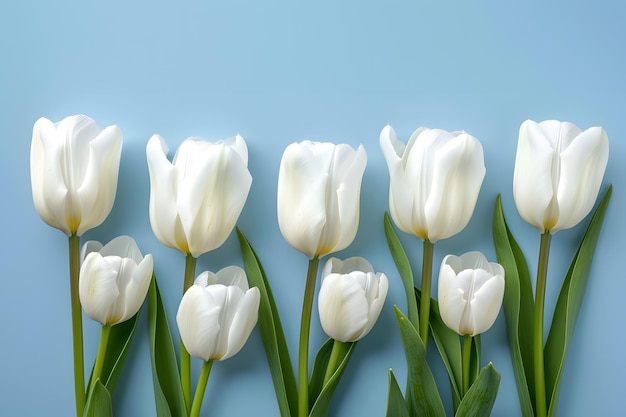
[438,251,504,337]
[513,119,609,234]
[146,134,252,258]
[176,267,260,361]
[318,257,388,342]
[30,115,122,236]
[277,141,367,259]
[79,236,153,326]
[380,125,485,242]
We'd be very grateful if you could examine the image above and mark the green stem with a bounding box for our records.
[419,240,434,346]
[534,232,552,417]
[69,235,85,416]
[323,339,344,386]
[181,254,197,413]
[190,360,214,417]
[298,257,320,417]
[90,324,112,392]
[462,334,473,397]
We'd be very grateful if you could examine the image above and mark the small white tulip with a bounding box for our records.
[30,115,122,236]
[380,125,485,242]
[438,251,504,336]
[277,141,367,259]
[146,134,252,258]
[318,257,388,343]
[176,267,260,361]
[513,119,609,233]
[79,236,153,326]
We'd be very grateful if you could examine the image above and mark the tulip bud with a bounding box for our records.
[318,257,388,342]
[176,267,260,362]
[30,115,122,236]
[513,119,609,234]
[277,141,367,259]
[79,236,153,326]
[146,134,252,258]
[380,125,485,242]
[437,251,504,337]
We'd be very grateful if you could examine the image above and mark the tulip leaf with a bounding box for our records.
[544,185,612,417]
[455,363,500,417]
[83,379,113,417]
[308,338,335,404]
[384,212,419,329]
[308,341,355,417]
[394,306,446,417]
[237,228,297,417]
[386,370,410,417]
[492,195,535,417]
[148,276,186,417]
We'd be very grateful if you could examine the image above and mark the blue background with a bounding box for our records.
[1,1,624,416]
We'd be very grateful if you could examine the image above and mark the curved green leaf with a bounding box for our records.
[83,379,112,417]
[308,339,353,404]
[386,370,410,417]
[545,186,612,417]
[237,228,297,417]
[493,195,535,417]
[455,363,500,417]
[308,342,356,417]
[148,277,186,417]
[394,306,446,417]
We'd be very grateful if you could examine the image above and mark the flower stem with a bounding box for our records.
[181,254,197,413]
[323,339,344,386]
[190,360,214,417]
[419,240,434,346]
[69,234,85,416]
[298,257,320,417]
[462,334,473,397]
[534,232,552,417]
[90,324,112,392]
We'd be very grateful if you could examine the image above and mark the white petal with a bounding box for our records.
[469,273,504,335]
[176,285,221,361]
[222,287,260,360]
[80,240,103,263]
[79,253,120,325]
[215,266,249,291]
[116,254,153,324]
[99,236,143,262]
[318,274,369,342]
[437,263,467,335]
[358,273,388,339]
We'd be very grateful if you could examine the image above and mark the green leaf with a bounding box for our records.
[148,276,186,417]
[455,363,501,417]
[83,379,113,417]
[544,186,612,417]
[386,370,410,417]
[237,228,297,417]
[469,335,481,388]
[308,342,356,417]
[384,212,419,329]
[308,338,334,403]
[492,195,535,417]
[394,306,446,417]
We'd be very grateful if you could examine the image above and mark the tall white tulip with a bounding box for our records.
[318,257,388,343]
[513,119,609,234]
[146,134,252,258]
[79,236,153,326]
[277,141,367,259]
[438,251,504,337]
[380,125,485,242]
[176,267,260,362]
[30,115,122,236]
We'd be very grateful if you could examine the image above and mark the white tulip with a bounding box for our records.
[146,134,252,258]
[277,141,367,259]
[318,257,388,343]
[513,119,609,233]
[438,251,504,337]
[380,125,485,242]
[30,115,122,236]
[79,236,153,326]
[176,267,260,361]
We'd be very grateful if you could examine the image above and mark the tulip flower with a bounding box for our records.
[379,125,485,243]
[318,257,388,343]
[277,140,367,260]
[513,119,609,234]
[437,251,504,337]
[79,236,153,326]
[176,266,260,362]
[30,114,122,237]
[146,134,252,258]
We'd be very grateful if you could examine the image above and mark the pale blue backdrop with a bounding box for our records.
[1,1,624,416]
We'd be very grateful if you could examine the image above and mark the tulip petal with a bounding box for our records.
[359,273,388,339]
[222,287,260,360]
[437,263,468,335]
[116,254,153,323]
[318,273,369,342]
[79,253,121,325]
[177,285,221,361]
[99,235,143,262]
[469,272,504,335]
